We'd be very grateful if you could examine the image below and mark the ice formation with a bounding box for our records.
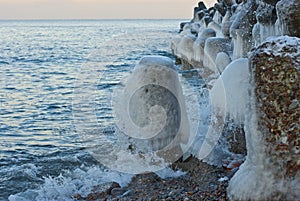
[114,56,191,164]
[171,0,299,200]
[221,58,249,124]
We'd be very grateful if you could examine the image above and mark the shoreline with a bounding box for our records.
[73,157,233,201]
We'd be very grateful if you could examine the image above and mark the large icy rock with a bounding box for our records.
[203,37,232,73]
[193,1,207,22]
[114,56,191,163]
[221,58,249,124]
[230,0,257,59]
[228,36,300,201]
[193,28,216,67]
[276,0,300,37]
[177,35,196,63]
[253,1,277,46]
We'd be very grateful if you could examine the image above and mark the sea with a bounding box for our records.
[0,19,208,201]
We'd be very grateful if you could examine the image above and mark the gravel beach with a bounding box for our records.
[74,156,236,201]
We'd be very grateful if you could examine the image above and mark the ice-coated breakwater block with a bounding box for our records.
[115,56,190,162]
[228,36,300,201]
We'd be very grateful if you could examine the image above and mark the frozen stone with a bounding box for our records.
[228,36,300,201]
[179,23,192,36]
[230,0,257,59]
[208,7,216,19]
[179,22,190,33]
[252,23,261,46]
[199,28,216,39]
[276,0,300,37]
[221,7,233,39]
[207,21,223,37]
[253,1,276,45]
[221,58,249,124]
[177,34,196,63]
[198,1,207,10]
[203,37,232,73]
[196,10,207,22]
[115,56,190,162]
[214,1,227,16]
[193,1,207,22]
[191,22,201,35]
[193,28,217,66]
[216,52,231,73]
[213,9,223,25]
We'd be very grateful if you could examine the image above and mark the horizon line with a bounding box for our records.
[0,18,190,21]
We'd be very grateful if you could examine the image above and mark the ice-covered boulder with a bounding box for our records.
[276,0,300,37]
[177,34,196,63]
[228,36,300,201]
[207,21,223,37]
[253,1,277,46]
[203,37,232,73]
[193,28,216,67]
[179,22,190,33]
[180,23,192,36]
[115,56,190,162]
[221,7,233,39]
[230,0,257,59]
[221,58,249,124]
[193,1,207,22]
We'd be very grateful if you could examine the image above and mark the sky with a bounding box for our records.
[0,0,217,20]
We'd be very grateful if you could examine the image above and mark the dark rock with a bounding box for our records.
[256,1,277,25]
[197,10,206,21]
[262,0,280,6]
[110,188,127,196]
[215,2,227,16]
[230,0,257,59]
[223,0,234,7]
[198,1,207,10]
[204,16,213,26]
[208,7,216,18]
[75,182,121,200]
[276,0,300,37]
[179,22,190,33]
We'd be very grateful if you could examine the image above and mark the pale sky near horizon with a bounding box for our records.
[0,0,217,20]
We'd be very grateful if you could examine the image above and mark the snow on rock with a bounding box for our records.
[228,36,300,201]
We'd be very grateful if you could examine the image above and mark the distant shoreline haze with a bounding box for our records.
[0,0,217,20]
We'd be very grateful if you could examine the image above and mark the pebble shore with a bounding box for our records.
[74,157,236,200]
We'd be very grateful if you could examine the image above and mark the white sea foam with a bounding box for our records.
[8,164,189,201]
[8,165,133,201]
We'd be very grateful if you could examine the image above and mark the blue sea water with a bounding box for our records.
[0,19,207,200]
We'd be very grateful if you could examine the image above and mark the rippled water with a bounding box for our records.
[0,19,207,200]
[0,20,193,200]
